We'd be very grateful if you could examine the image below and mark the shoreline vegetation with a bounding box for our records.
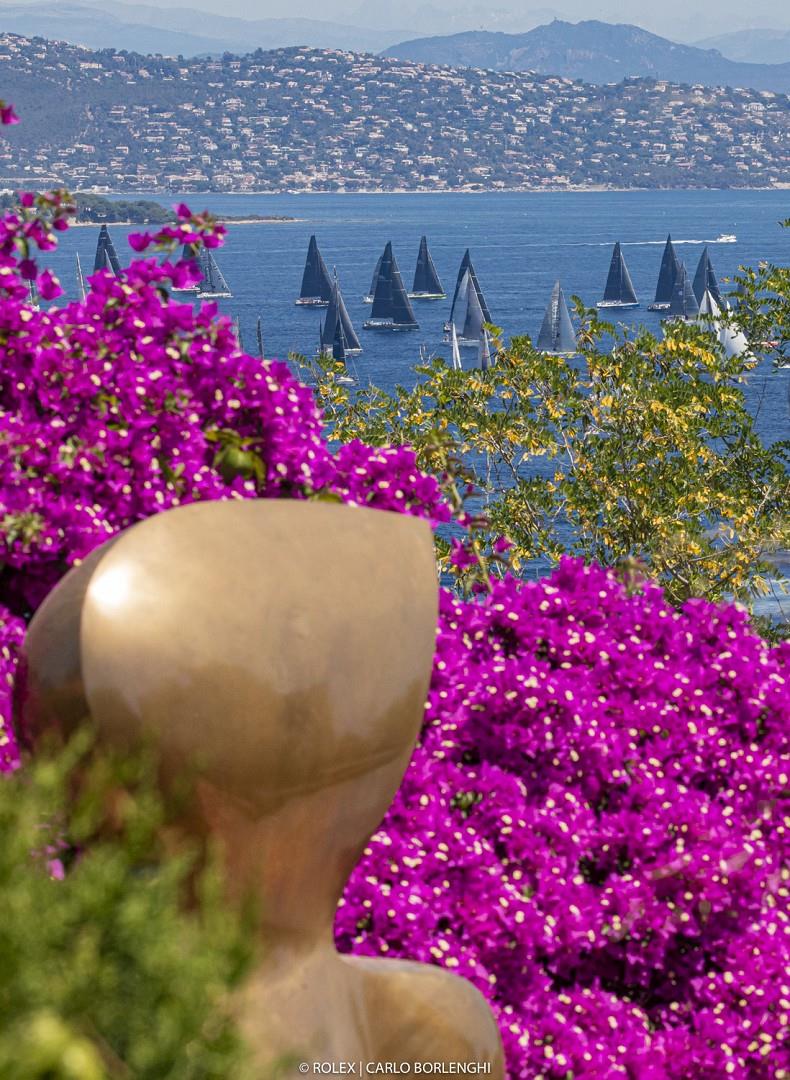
[0,191,295,224]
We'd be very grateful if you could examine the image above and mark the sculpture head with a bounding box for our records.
[17,500,438,937]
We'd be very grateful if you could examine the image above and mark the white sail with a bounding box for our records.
[451,322,462,371]
[696,290,749,358]
[479,328,493,370]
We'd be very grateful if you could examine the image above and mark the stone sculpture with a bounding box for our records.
[17,501,504,1076]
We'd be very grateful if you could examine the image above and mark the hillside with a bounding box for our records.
[0,0,410,56]
[384,19,790,94]
[0,33,787,193]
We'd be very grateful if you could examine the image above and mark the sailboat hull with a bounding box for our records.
[198,291,232,299]
[363,319,419,331]
[408,291,446,300]
[647,302,671,312]
[296,297,329,307]
[171,286,200,294]
[596,300,639,309]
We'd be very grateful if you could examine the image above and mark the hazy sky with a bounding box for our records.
[113,0,790,36]
[6,0,790,38]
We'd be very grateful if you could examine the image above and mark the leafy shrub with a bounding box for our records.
[0,727,255,1079]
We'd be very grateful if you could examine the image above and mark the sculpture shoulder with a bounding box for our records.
[341,955,504,1075]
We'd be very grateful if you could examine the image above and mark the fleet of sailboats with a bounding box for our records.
[68,223,752,374]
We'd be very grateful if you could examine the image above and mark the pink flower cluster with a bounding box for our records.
[0,190,448,761]
[338,560,790,1077]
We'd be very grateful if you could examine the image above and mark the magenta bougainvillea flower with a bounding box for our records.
[0,137,787,1074]
[338,563,790,1077]
[0,190,448,763]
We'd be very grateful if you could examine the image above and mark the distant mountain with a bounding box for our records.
[694,29,790,65]
[384,19,790,93]
[0,0,411,55]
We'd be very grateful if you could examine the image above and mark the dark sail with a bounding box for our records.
[692,246,722,307]
[365,254,382,302]
[411,236,444,297]
[256,317,264,360]
[321,274,361,354]
[537,281,577,355]
[449,250,492,326]
[600,242,638,305]
[93,225,122,276]
[196,249,232,297]
[462,274,485,343]
[366,242,418,329]
[650,234,680,307]
[297,235,333,304]
[668,263,699,320]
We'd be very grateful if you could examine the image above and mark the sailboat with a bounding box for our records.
[647,234,681,311]
[196,247,232,299]
[667,262,699,321]
[537,281,577,356]
[296,235,333,306]
[597,242,638,308]
[363,242,419,331]
[75,252,86,301]
[93,224,122,276]
[479,328,494,371]
[320,272,362,356]
[171,243,201,294]
[408,236,445,300]
[446,268,487,347]
[363,253,383,303]
[697,289,749,357]
[692,246,722,307]
[445,250,492,332]
[233,316,244,351]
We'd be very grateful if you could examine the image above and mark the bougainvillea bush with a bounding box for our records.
[338,562,790,1077]
[0,189,447,769]
[1,103,789,1076]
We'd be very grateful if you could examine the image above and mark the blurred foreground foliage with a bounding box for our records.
[0,730,256,1079]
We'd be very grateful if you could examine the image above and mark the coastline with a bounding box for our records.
[67,217,299,227]
[79,184,790,198]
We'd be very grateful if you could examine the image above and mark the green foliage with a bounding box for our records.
[0,192,171,225]
[307,308,789,614]
[0,732,256,1079]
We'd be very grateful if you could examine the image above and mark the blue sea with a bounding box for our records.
[48,189,790,617]
[52,189,790,444]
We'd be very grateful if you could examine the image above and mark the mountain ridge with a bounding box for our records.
[383,19,790,94]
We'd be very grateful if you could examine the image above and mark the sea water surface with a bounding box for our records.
[54,189,790,443]
[50,189,790,616]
